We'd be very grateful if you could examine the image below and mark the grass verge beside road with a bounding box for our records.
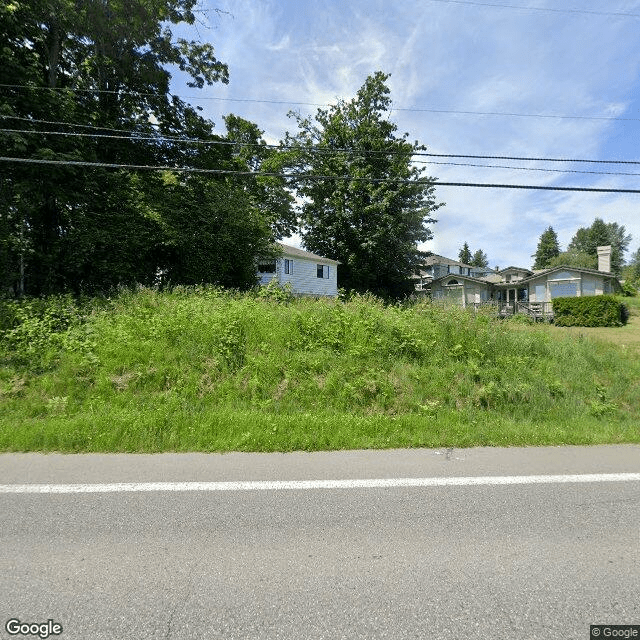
[1,288,639,452]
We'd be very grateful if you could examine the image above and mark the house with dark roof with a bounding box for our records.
[257,242,339,296]
[418,247,621,318]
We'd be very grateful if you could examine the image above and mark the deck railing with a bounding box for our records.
[510,301,554,320]
[431,299,554,320]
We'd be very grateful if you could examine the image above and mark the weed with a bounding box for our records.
[1,290,639,451]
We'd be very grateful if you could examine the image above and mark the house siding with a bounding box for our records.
[431,277,493,307]
[526,270,608,303]
[258,252,338,296]
[279,256,338,296]
[428,258,620,312]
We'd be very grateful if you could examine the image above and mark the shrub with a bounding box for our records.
[621,281,637,297]
[552,295,626,327]
[0,295,90,370]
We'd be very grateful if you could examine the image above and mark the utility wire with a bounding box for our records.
[2,122,640,165]
[390,106,640,122]
[418,160,640,177]
[1,84,637,122]
[0,115,160,134]
[2,156,639,193]
[424,0,640,19]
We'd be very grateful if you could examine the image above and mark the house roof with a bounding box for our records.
[481,273,505,284]
[431,274,495,287]
[276,242,340,264]
[420,253,474,269]
[432,264,621,290]
[517,264,621,285]
[498,266,533,274]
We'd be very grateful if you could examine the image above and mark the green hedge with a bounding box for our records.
[552,295,626,327]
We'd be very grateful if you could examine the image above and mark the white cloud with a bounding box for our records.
[174,0,640,265]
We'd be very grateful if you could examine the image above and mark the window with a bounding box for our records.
[550,282,578,298]
[284,259,293,275]
[258,261,276,273]
[317,264,329,279]
[582,278,596,296]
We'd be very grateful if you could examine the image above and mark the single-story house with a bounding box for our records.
[421,246,621,318]
[257,242,339,296]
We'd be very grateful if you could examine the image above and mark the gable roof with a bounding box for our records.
[421,253,474,269]
[276,242,340,264]
[498,266,533,275]
[432,273,495,286]
[432,264,622,290]
[517,265,621,286]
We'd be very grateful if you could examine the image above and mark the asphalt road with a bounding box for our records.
[1,445,639,640]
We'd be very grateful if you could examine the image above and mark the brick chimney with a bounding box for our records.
[597,245,611,273]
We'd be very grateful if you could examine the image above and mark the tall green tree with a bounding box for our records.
[282,72,442,299]
[224,114,296,240]
[458,242,472,264]
[157,172,275,289]
[547,249,596,270]
[532,226,560,269]
[625,247,640,283]
[567,218,631,275]
[1,0,275,295]
[470,249,489,268]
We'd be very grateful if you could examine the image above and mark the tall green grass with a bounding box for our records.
[1,287,639,451]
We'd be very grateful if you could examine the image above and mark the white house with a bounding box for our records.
[257,242,339,296]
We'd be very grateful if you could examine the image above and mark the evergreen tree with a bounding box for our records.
[532,226,560,269]
[458,242,472,264]
[470,249,489,268]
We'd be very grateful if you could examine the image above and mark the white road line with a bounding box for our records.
[0,473,639,494]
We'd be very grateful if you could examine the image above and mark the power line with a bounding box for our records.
[436,182,640,192]
[425,0,640,18]
[0,114,160,135]
[0,127,224,145]
[417,160,640,177]
[2,84,637,123]
[0,83,327,106]
[2,156,639,193]
[0,155,434,182]
[2,122,640,165]
[420,153,640,164]
[390,106,640,122]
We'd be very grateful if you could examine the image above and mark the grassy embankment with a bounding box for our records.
[1,288,639,452]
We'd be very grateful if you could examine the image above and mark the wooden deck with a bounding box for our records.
[499,302,554,321]
[435,300,554,321]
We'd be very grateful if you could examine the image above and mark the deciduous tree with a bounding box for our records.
[568,218,631,275]
[282,72,442,299]
[224,114,296,240]
[1,0,275,295]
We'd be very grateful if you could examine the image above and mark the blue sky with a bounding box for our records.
[173,0,640,268]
